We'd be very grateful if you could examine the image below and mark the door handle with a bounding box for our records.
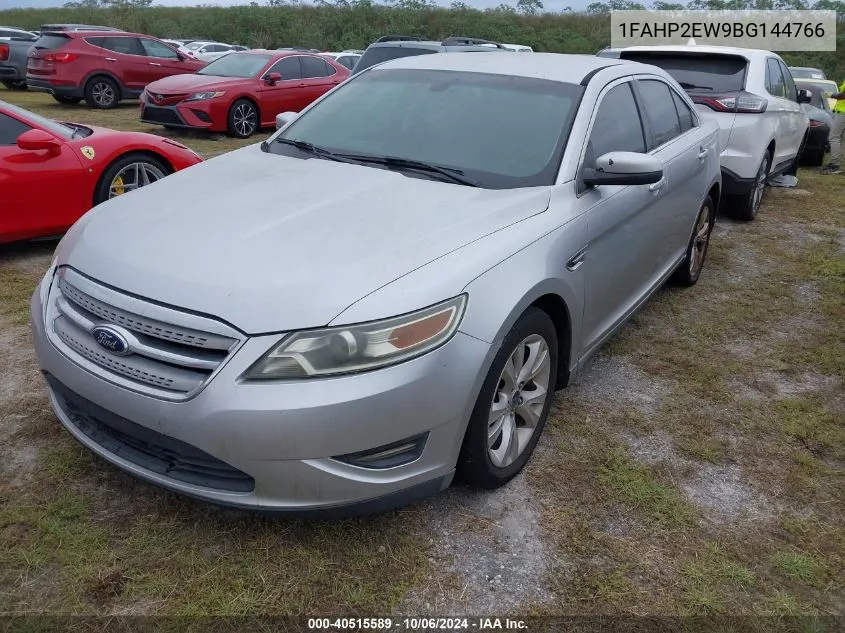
[105,57,118,62]
[648,177,667,192]
[149,62,161,66]
[697,147,708,160]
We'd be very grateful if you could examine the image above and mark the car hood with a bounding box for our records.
[145,73,247,93]
[59,146,550,334]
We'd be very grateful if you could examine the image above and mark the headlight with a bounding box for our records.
[243,295,467,380]
[185,91,225,101]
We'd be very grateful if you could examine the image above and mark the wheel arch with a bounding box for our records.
[92,150,174,207]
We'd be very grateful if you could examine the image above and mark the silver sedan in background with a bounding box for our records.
[31,53,721,516]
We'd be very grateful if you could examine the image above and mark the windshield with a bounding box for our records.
[271,68,582,189]
[352,46,437,75]
[790,68,825,80]
[1,100,74,139]
[197,53,272,78]
[620,52,747,92]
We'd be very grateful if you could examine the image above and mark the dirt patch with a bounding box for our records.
[401,467,555,616]
[680,462,772,522]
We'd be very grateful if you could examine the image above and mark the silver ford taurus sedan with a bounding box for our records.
[31,52,721,516]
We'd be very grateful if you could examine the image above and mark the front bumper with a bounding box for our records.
[30,275,491,515]
[140,97,223,132]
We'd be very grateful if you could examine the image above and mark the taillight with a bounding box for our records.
[44,52,78,63]
[690,91,767,114]
[0,43,8,62]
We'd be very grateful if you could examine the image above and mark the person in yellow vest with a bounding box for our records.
[822,78,845,175]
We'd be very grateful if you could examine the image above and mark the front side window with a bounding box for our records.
[637,79,682,148]
[0,112,32,145]
[140,38,179,59]
[267,56,301,80]
[271,68,582,189]
[586,82,646,165]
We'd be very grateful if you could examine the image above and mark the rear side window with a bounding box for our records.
[766,59,786,98]
[87,36,142,56]
[671,90,695,133]
[301,55,334,78]
[587,82,646,164]
[619,52,747,93]
[779,61,797,102]
[353,45,437,74]
[31,34,70,50]
[0,112,31,145]
[637,79,682,148]
[336,55,357,70]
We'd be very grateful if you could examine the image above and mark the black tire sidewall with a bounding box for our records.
[94,154,168,205]
[671,195,715,286]
[228,99,257,138]
[459,307,558,489]
[85,77,119,109]
[740,153,770,221]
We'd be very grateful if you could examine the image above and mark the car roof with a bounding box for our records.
[605,44,778,61]
[367,52,630,84]
[789,66,823,71]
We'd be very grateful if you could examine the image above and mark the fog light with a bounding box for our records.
[333,433,428,469]
[191,109,212,123]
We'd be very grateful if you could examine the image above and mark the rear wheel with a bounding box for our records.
[458,308,558,489]
[732,152,769,222]
[94,154,169,204]
[669,195,715,287]
[52,94,81,105]
[85,76,119,109]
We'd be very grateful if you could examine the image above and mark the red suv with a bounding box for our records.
[26,31,206,109]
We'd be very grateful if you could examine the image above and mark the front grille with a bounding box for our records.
[148,92,189,106]
[47,374,255,493]
[142,105,184,126]
[46,267,242,400]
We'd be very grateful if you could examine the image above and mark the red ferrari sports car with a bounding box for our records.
[1,100,202,244]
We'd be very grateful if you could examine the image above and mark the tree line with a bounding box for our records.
[0,0,842,78]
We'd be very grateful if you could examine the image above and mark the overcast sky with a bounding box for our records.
[2,0,588,13]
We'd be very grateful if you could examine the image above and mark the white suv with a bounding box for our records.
[599,44,810,220]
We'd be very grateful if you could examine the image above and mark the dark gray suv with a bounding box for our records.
[352,35,508,75]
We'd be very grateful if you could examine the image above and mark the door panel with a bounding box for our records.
[101,37,149,92]
[576,81,665,358]
[765,58,803,167]
[0,114,86,241]
[257,56,306,125]
[138,37,185,82]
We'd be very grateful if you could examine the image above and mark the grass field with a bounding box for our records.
[1,84,843,629]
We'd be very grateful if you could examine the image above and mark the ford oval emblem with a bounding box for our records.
[91,325,130,356]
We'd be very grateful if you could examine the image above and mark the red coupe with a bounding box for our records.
[140,50,349,138]
[1,100,202,244]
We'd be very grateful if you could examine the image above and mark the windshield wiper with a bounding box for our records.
[269,137,353,163]
[331,154,479,187]
[678,81,713,91]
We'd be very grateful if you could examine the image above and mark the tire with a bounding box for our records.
[84,76,119,109]
[94,153,170,205]
[669,195,715,287]
[458,307,558,489]
[732,151,770,222]
[52,94,81,105]
[2,80,26,90]
[802,149,825,167]
[227,98,258,138]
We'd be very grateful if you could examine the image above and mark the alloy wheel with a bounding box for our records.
[751,155,769,215]
[92,82,115,107]
[233,103,257,137]
[487,334,552,468]
[689,203,712,276]
[109,162,167,199]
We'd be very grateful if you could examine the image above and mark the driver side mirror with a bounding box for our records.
[264,72,282,85]
[17,129,61,156]
[582,151,663,187]
[275,111,299,130]
[797,88,812,104]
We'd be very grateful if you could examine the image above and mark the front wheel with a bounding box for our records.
[458,307,558,489]
[94,154,169,204]
[670,195,715,287]
[227,98,258,138]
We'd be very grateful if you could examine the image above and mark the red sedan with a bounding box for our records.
[140,50,349,138]
[0,100,202,244]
